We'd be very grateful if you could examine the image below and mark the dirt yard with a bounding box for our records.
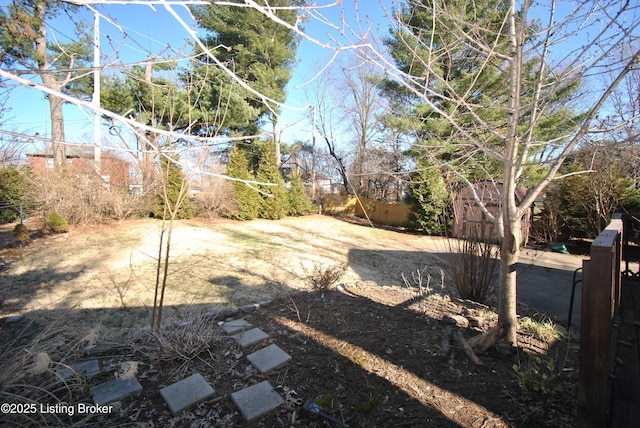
[0,215,578,427]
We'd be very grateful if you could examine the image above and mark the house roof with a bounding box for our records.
[27,145,123,160]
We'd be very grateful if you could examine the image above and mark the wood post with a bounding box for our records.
[578,219,623,426]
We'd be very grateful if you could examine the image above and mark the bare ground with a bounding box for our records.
[0,215,578,427]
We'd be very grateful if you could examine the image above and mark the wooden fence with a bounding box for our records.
[578,216,623,426]
[321,194,411,227]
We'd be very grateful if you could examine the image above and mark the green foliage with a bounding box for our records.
[287,172,314,216]
[384,0,582,212]
[190,0,300,136]
[538,148,638,240]
[153,156,193,220]
[0,166,28,224]
[13,223,29,244]
[0,1,91,95]
[45,212,69,234]
[513,356,560,402]
[256,142,289,219]
[405,157,449,234]
[227,144,260,220]
[519,317,564,343]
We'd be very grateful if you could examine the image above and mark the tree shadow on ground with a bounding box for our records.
[348,248,582,325]
[262,287,574,427]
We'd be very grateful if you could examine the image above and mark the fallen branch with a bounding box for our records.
[467,325,503,353]
[439,325,484,366]
[454,330,484,366]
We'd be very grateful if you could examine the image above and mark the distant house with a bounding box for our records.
[27,146,130,189]
[452,180,531,245]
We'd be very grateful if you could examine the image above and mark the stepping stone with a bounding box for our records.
[86,343,128,356]
[234,327,269,348]
[160,373,216,415]
[231,380,284,422]
[90,377,143,406]
[222,319,253,334]
[55,360,100,380]
[246,344,291,374]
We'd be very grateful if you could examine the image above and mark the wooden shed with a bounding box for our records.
[452,180,530,245]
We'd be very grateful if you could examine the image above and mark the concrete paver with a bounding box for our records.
[234,327,269,348]
[159,373,216,415]
[231,380,284,421]
[56,359,100,380]
[246,344,291,373]
[90,377,142,406]
[222,319,253,334]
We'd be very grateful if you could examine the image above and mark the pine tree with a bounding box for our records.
[256,142,289,219]
[287,172,314,216]
[153,155,193,219]
[405,158,449,234]
[191,0,299,136]
[227,144,260,220]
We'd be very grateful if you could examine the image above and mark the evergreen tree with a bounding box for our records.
[0,1,91,168]
[287,172,314,216]
[227,144,260,220]
[256,142,289,219]
[0,166,28,224]
[405,158,449,234]
[190,0,300,137]
[153,155,192,220]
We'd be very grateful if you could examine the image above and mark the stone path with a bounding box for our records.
[74,314,292,422]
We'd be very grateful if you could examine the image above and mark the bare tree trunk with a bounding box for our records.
[47,91,66,167]
[498,0,523,345]
[34,1,66,170]
[273,121,281,168]
[498,218,520,345]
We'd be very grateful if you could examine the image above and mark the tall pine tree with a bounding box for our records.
[190,0,300,137]
[256,142,289,219]
[226,144,261,220]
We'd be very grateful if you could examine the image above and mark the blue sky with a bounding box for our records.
[1,1,394,155]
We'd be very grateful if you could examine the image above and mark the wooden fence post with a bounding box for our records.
[578,219,623,426]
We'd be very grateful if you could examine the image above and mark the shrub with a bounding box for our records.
[446,226,498,303]
[513,355,560,402]
[13,223,30,244]
[405,157,449,234]
[45,212,69,233]
[153,155,193,220]
[304,262,347,291]
[227,144,260,220]
[257,142,289,219]
[0,166,29,224]
[287,172,314,216]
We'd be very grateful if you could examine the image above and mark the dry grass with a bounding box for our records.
[0,320,92,426]
[128,315,225,380]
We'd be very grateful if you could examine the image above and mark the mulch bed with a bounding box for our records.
[1,284,578,427]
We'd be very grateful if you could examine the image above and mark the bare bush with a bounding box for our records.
[103,188,154,221]
[445,229,499,304]
[129,316,223,378]
[402,266,445,296]
[28,173,150,224]
[304,261,347,291]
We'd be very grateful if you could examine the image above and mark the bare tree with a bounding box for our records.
[337,57,385,195]
[365,0,640,344]
[305,64,351,192]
